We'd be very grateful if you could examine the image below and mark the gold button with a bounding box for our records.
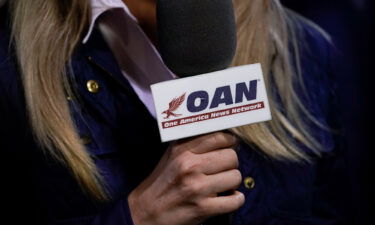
[67,96,72,101]
[87,80,100,93]
[244,177,255,189]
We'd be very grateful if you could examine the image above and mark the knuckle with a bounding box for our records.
[176,155,199,175]
[195,200,209,217]
[171,141,195,157]
[171,144,184,157]
[180,179,204,196]
[175,158,189,175]
[216,132,227,142]
[209,132,225,145]
[190,181,204,194]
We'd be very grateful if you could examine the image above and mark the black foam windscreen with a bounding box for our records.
[157,0,237,77]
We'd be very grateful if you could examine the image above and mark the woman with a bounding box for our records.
[0,0,349,224]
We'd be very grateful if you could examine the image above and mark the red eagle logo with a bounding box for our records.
[162,93,186,119]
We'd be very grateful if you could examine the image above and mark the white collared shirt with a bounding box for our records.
[84,0,176,118]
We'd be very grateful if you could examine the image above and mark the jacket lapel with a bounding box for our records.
[82,26,139,99]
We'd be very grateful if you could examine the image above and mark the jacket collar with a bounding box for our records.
[82,0,138,43]
[81,26,138,97]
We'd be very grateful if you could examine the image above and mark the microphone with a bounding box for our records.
[156,2,238,225]
[157,0,237,77]
[154,0,271,142]
[153,0,270,143]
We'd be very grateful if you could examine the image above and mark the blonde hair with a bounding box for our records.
[229,0,328,162]
[2,0,328,201]
[7,0,110,202]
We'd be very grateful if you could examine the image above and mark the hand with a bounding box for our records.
[128,132,244,225]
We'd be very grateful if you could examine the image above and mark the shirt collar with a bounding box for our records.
[82,0,138,44]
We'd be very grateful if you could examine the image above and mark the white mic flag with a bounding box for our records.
[151,63,272,142]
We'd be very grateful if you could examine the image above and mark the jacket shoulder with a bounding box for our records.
[286,10,341,153]
[287,9,335,70]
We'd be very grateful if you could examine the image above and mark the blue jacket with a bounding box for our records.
[0,5,350,225]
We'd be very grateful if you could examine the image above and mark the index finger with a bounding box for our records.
[175,132,238,154]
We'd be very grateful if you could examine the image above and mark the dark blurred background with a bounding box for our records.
[282,0,374,224]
